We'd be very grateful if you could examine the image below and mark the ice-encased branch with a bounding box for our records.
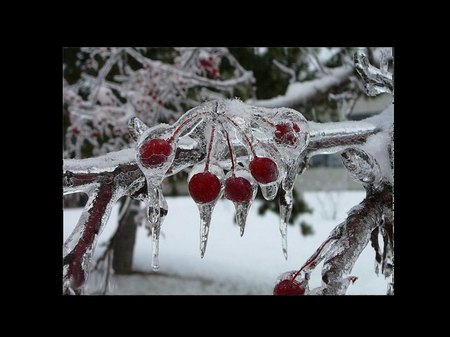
[309,187,392,295]
[303,121,393,295]
[247,64,354,108]
[354,50,393,97]
[63,101,391,295]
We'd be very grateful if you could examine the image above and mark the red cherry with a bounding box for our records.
[139,139,172,167]
[249,157,278,184]
[225,177,253,203]
[275,123,300,145]
[189,172,221,204]
[273,279,305,295]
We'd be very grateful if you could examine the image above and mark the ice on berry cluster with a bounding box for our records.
[130,99,310,267]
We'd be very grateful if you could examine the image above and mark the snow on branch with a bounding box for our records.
[247,65,354,108]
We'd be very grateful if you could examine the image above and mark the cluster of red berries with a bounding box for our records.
[137,122,300,204]
[198,57,220,80]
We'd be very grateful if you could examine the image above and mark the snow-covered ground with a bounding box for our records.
[63,191,391,295]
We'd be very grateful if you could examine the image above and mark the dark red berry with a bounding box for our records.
[139,139,172,167]
[72,128,80,135]
[189,172,221,204]
[273,279,305,296]
[225,177,253,203]
[275,123,300,145]
[249,157,278,184]
[91,131,99,137]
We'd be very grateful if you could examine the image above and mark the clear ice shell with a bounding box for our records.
[187,162,224,258]
[252,141,286,201]
[134,124,177,272]
[224,169,258,236]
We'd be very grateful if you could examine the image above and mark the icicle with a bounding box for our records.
[146,184,160,225]
[149,187,168,271]
[151,226,161,271]
[235,201,251,236]
[279,188,293,259]
[198,203,214,258]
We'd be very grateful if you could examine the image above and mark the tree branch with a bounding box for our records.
[63,100,392,295]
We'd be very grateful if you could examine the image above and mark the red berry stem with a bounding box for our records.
[292,236,338,280]
[255,115,276,127]
[224,115,256,157]
[225,130,235,175]
[168,118,192,143]
[168,110,209,143]
[204,126,216,171]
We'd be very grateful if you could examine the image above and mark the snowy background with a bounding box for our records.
[63,191,389,295]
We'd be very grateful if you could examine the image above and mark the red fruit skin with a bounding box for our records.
[249,157,278,184]
[275,123,300,145]
[189,172,221,204]
[225,177,253,203]
[139,139,172,167]
[273,279,305,295]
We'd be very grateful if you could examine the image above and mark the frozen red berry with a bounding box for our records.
[72,128,80,135]
[249,157,278,184]
[225,177,253,203]
[189,172,221,204]
[139,139,172,167]
[273,279,305,296]
[275,123,300,145]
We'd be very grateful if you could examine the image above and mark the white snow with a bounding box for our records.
[363,104,393,131]
[361,104,394,185]
[64,191,391,295]
[63,148,135,173]
[248,65,353,108]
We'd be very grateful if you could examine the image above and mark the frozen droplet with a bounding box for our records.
[260,182,279,201]
[198,203,215,258]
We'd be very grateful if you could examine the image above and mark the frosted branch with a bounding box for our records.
[354,50,393,96]
[124,47,254,89]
